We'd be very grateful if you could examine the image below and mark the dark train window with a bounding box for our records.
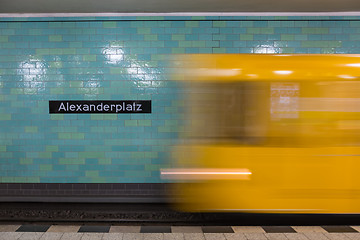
[183,81,269,144]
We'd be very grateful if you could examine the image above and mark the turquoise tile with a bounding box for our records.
[254,34,267,40]
[219,28,233,34]
[220,41,233,47]
[309,34,322,40]
[226,48,240,53]
[1,16,358,184]
[344,27,358,34]
[254,21,268,27]
[275,28,288,34]
[226,34,240,40]
[288,28,301,34]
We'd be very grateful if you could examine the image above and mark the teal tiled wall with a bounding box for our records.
[0,16,360,183]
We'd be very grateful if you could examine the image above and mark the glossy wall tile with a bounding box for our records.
[0,16,359,183]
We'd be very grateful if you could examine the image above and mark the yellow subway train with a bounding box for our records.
[163,54,360,214]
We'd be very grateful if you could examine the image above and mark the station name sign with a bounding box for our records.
[49,100,151,114]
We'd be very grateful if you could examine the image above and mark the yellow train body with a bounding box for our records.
[167,54,360,213]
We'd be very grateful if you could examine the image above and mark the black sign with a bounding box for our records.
[49,100,151,114]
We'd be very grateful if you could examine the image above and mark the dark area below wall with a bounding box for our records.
[0,183,170,203]
[2,202,360,226]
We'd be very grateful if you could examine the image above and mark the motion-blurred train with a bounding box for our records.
[162,54,360,214]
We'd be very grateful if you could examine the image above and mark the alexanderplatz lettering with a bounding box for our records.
[49,101,151,114]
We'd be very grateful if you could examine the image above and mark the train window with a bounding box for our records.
[183,81,268,144]
[270,82,299,120]
[182,80,360,147]
[269,80,360,147]
[181,79,360,147]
